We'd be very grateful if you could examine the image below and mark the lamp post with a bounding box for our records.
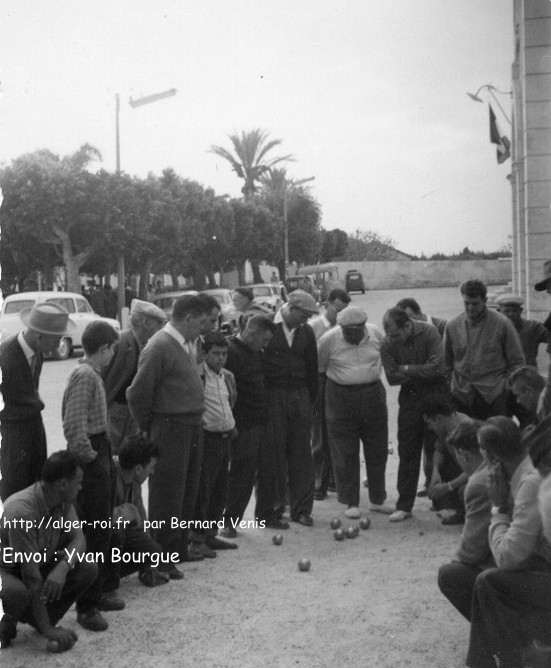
[282,176,315,280]
[466,84,512,125]
[114,87,177,317]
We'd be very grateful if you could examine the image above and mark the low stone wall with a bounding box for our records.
[323,259,512,290]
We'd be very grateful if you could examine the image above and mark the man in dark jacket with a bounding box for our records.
[0,303,73,500]
[260,290,319,528]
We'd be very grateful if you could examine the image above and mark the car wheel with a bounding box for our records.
[55,337,72,361]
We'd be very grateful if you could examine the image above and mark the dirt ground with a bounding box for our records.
[4,288,490,667]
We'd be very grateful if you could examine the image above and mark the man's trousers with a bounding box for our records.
[148,415,202,561]
[325,379,388,507]
[0,416,47,501]
[257,387,313,522]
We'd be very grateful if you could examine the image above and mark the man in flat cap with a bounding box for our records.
[0,302,73,500]
[103,299,167,453]
[259,290,319,528]
[496,294,549,368]
[318,305,390,520]
[381,306,448,522]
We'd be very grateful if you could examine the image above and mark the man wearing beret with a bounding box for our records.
[0,303,73,500]
[103,299,167,454]
[259,290,319,528]
[319,305,390,520]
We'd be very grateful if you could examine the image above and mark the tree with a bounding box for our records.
[0,144,106,292]
[320,228,348,262]
[210,129,293,199]
[344,230,397,261]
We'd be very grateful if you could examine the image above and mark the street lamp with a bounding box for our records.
[282,175,315,280]
[114,87,177,316]
[466,84,512,125]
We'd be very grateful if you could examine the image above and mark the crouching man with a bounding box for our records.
[0,451,96,652]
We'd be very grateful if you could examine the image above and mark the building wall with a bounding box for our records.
[512,0,551,320]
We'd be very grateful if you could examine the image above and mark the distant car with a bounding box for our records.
[285,275,320,302]
[243,284,284,312]
[150,289,199,317]
[0,291,121,360]
[345,270,366,294]
[201,288,239,332]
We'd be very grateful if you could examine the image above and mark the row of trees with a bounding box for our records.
[0,133,322,295]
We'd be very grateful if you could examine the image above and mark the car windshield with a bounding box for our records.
[3,299,35,314]
[206,291,229,305]
[252,286,271,297]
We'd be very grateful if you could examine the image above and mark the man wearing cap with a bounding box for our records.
[496,294,549,368]
[318,306,389,519]
[102,299,166,453]
[381,307,448,522]
[0,303,73,500]
[259,290,319,528]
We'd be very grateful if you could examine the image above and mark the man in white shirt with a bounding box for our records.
[318,306,389,519]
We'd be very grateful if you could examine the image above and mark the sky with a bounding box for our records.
[0,1,514,256]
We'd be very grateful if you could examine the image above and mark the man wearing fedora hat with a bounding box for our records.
[0,302,73,501]
[103,299,167,453]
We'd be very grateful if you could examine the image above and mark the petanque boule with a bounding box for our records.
[272,534,283,546]
[334,528,345,541]
[359,517,371,530]
[346,526,359,539]
[330,517,342,530]
[298,558,311,572]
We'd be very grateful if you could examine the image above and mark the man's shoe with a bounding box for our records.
[165,565,185,580]
[206,536,238,550]
[181,545,205,562]
[292,513,314,527]
[368,503,394,515]
[195,543,217,558]
[389,510,412,522]
[264,518,290,530]
[344,506,361,519]
[0,614,17,648]
[220,526,237,539]
[139,568,170,587]
[416,489,428,497]
[441,513,465,526]
[77,609,108,632]
[97,592,125,611]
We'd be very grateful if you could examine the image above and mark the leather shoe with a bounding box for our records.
[165,565,185,580]
[206,536,238,550]
[182,545,205,562]
[220,526,237,539]
[195,542,217,558]
[138,568,170,587]
[77,609,108,632]
[313,490,327,501]
[441,513,465,526]
[292,513,314,527]
[265,518,290,530]
[97,592,125,611]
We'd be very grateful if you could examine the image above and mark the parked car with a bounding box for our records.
[0,291,121,360]
[150,289,199,317]
[345,269,366,294]
[201,288,239,332]
[247,283,285,312]
[284,275,320,302]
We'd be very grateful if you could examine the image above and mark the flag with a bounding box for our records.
[489,104,511,164]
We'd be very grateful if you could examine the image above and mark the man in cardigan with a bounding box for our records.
[127,295,209,571]
[259,290,319,529]
[0,303,73,500]
[102,299,166,453]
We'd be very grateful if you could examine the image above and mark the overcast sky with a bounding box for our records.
[1,1,514,256]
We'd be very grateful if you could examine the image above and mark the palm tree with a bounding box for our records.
[210,129,293,199]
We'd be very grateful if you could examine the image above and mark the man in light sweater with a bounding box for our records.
[127,295,210,573]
